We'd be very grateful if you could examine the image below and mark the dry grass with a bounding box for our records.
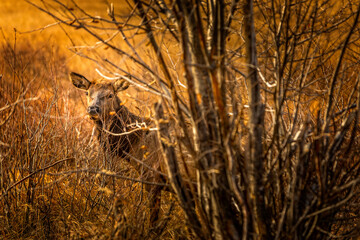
[1,1,359,239]
[0,1,190,239]
[0,37,190,239]
[0,0,137,74]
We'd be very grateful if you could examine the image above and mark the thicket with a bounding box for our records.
[1,0,360,239]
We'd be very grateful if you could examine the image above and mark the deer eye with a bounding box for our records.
[85,92,88,96]
[108,94,114,98]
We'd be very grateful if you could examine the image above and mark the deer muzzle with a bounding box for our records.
[87,105,100,119]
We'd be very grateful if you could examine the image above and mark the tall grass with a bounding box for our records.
[0,34,189,239]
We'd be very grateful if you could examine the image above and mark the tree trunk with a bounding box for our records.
[242,0,267,238]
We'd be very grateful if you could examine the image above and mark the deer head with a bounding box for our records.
[70,72,130,121]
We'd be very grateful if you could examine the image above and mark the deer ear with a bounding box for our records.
[69,72,91,90]
[113,76,130,92]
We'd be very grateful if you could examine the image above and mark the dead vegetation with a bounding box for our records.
[0,0,360,239]
[0,38,189,239]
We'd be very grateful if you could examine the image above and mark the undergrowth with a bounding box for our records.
[0,37,189,239]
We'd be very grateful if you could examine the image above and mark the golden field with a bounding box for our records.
[1,0,359,239]
[0,0,135,73]
[0,1,188,239]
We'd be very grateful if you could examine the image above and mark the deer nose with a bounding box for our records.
[88,106,100,115]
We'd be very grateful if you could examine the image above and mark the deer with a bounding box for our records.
[69,72,166,225]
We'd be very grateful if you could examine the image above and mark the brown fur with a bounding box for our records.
[70,72,165,224]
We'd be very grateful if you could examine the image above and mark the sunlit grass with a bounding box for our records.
[0,1,189,239]
[0,0,135,73]
[1,0,359,239]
